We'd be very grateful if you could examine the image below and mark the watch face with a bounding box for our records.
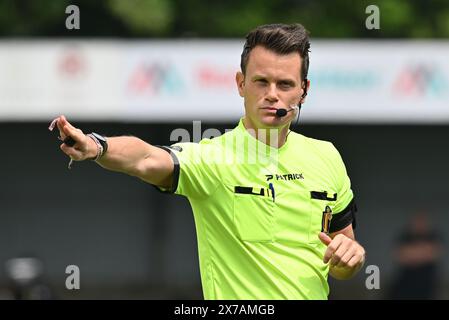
[92,132,106,142]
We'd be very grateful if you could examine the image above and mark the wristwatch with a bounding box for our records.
[87,132,108,160]
[90,132,108,154]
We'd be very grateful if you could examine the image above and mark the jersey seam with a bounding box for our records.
[196,186,222,300]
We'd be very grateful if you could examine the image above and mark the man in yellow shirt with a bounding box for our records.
[52,23,366,299]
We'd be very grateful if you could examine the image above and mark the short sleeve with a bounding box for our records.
[328,143,358,232]
[152,141,221,199]
[331,145,354,214]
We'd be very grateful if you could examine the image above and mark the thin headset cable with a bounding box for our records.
[286,105,301,140]
[286,80,307,140]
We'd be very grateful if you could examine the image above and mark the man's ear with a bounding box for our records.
[236,71,245,97]
[299,79,310,104]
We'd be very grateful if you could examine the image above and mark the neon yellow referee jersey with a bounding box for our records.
[154,117,356,300]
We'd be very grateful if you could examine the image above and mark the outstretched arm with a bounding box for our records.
[52,115,174,189]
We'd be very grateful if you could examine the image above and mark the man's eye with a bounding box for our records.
[256,79,268,84]
[279,82,292,89]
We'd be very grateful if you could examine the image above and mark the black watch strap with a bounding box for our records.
[90,132,108,154]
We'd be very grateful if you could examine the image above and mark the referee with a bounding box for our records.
[53,23,365,299]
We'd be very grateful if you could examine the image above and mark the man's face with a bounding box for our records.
[236,46,308,129]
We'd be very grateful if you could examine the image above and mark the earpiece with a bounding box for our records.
[297,78,308,110]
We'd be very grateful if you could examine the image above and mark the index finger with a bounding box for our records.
[49,116,76,145]
[59,115,77,131]
[49,116,66,140]
[56,117,67,140]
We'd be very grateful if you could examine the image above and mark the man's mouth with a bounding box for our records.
[261,106,278,111]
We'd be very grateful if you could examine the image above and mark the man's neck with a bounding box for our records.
[243,116,290,149]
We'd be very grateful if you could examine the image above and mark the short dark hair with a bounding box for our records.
[240,23,311,81]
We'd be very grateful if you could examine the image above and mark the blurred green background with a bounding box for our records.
[0,0,448,38]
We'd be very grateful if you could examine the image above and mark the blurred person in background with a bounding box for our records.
[389,212,444,299]
[50,23,365,299]
[2,256,56,300]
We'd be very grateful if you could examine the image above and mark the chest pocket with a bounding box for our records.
[233,186,275,242]
[271,188,312,244]
[233,186,338,244]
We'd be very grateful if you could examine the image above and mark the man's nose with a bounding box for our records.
[265,84,279,101]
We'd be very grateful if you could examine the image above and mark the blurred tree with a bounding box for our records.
[0,0,129,37]
[108,0,174,35]
[0,0,448,38]
[0,0,69,36]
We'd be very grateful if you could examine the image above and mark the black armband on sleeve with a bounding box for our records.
[329,198,357,233]
[148,145,180,194]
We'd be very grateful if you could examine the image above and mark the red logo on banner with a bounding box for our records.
[393,65,446,98]
[196,65,235,89]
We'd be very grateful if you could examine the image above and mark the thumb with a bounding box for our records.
[318,232,332,246]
